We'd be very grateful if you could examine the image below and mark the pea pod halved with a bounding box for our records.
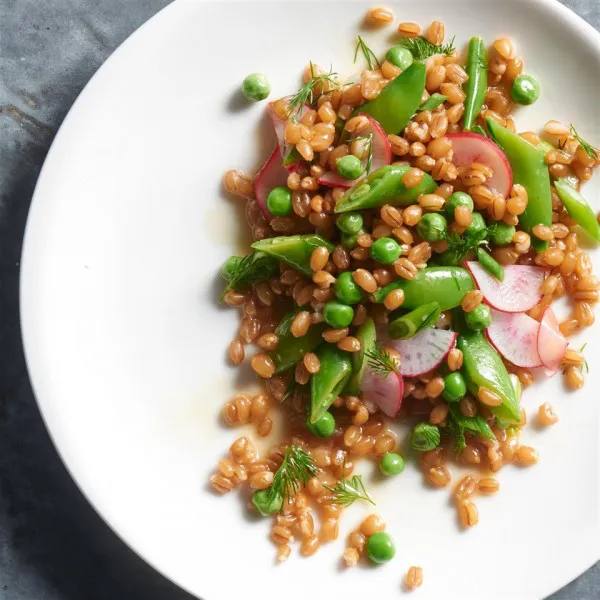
[310,345,353,423]
[334,165,436,213]
[554,178,600,242]
[344,317,376,396]
[388,302,441,339]
[463,37,487,131]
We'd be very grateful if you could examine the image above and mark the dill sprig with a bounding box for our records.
[442,225,495,264]
[271,445,318,501]
[354,35,381,70]
[397,35,456,61]
[570,124,599,161]
[324,473,375,507]
[365,346,399,379]
[221,251,277,295]
[347,133,374,173]
[579,342,589,374]
[287,62,340,116]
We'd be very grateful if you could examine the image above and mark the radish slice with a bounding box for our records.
[361,367,404,417]
[537,307,568,371]
[465,262,548,313]
[318,115,392,189]
[254,146,288,220]
[267,102,309,170]
[446,132,512,198]
[387,328,458,377]
[485,309,542,368]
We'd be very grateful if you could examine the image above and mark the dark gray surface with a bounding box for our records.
[0,1,598,599]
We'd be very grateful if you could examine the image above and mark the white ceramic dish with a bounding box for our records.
[20,1,600,598]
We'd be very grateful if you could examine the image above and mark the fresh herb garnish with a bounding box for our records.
[447,405,496,452]
[442,224,495,264]
[579,342,589,374]
[409,423,441,452]
[570,124,599,161]
[221,251,277,295]
[347,133,374,173]
[354,35,381,70]
[324,472,375,507]
[287,62,340,116]
[397,35,456,61]
[270,444,318,502]
[365,346,399,379]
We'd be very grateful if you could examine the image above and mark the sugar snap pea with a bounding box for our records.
[463,37,487,131]
[476,247,504,281]
[554,178,600,242]
[388,302,441,339]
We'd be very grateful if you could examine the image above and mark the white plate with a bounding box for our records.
[20,1,600,598]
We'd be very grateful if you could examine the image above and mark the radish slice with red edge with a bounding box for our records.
[465,262,548,313]
[446,132,512,198]
[318,115,392,189]
[361,367,404,417]
[537,307,568,371]
[386,328,458,377]
[267,102,309,170]
[254,146,288,220]
[485,309,542,368]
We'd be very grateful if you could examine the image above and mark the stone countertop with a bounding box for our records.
[0,1,598,599]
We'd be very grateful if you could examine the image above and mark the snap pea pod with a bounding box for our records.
[310,345,353,423]
[252,234,334,276]
[487,118,552,252]
[372,266,474,310]
[463,37,487,131]
[388,302,440,339]
[344,317,376,395]
[360,62,426,134]
[334,165,436,213]
[554,178,600,242]
[270,310,326,373]
[476,247,504,281]
[419,93,447,112]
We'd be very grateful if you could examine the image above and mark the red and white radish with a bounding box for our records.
[318,115,392,189]
[387,328,458,377]
[537,307,568,372]
[361,367,404,417]
[485,309,542,368]
[465,262,548,313]
[447,132,512,198]
[267,102,309,170]
[254,146,288,220]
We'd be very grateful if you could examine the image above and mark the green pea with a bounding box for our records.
[266,186,292,216]
[446,191,474,215]
[241,73,271,102]
[252,488,283,516]
[307,411,336,437]
[366,531,396,564]
[337,155,365,180]
[511,74,540,105]
[416,213,448,242]
[379,452,405,476]
[341,230,361,250]
[323,301,354,328]
[370,237,402,264]
[442,372,467,402]
[466,211,486,235]
[336,212,364,234]
[334,271,364,305]
[465,303,493,331]
[386,46,413,70]
[489,222,515,246]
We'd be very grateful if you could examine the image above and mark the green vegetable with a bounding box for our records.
[420,93,447,111]
[442,372,467,403]
[241,73,271,101]
[345,317,377,395]
[307,411,336,437]
[360,62,426,134]
[489,222,515,246]
[511,74,540,105]
[341,230,363,249]
[463,37,487,131]
[466,211,486,235]
[386,45,413,70]
[336,212,364,234]
[509,373,522,403]
[270,310,326,372]
[380,452,405,476]
[397,36,456,61]
[437,220,491,266]
[476,247,504,282]
[416,212,448,242]
[287,63,339,116]
[310,345,353,423]
[252,234,334,276]
[448,405,496,452]
[335,164,436,213]
[372,266,475,310]
[220,251,277,294]
[465,303,493,331]
[472,124,488,137]
[388,301,440,339]
[366,532,396,564]
[446,191,474,215]
[487,118,552,252]
[323,301,354,328]
[334,271,364,305]
[252,488,283,516]
[554,179,600,242]
[266,186,292,216]
[410,423,441,451]
[370,237,402,264]
[324,473,374,507]
[354,35,381,70]
[337,154,365,180]
[365,345,400,379]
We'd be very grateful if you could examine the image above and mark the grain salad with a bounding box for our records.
[216,6,599,590]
